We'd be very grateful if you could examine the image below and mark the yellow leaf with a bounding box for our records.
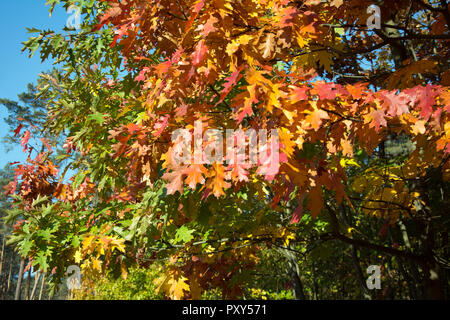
[111,237,126,253]
[411,120,426,135]
[282,109,297,124]
[226,41,239,56]
[304,101,329,131]
[74,250,82,264]
[91,257,102,272]
[279,128,296,157]
[82,235,95,252]
[296,32,309,48]
[157,270,190,300]
[237,34,253,46]
[340,158,360,168]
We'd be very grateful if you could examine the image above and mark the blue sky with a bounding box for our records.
[0,1,68,168]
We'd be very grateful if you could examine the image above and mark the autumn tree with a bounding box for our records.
[0,82,67,300]
[4,0,450,299]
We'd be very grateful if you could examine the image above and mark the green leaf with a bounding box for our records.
[175,226,194,244]
[87,112,105,125]
[21,240,33,256]
[38,229,53,242]
[98,175,108,192]
[42,203,54,217]
[35,253,49,271]
[26,27,42,34]
[335,27,345,35]
[72,235,81,248]
[32,195,49,208]
[73,171,86,189]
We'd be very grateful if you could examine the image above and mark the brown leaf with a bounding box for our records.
[259,33,275,59]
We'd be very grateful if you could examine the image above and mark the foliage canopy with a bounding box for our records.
[4,0,450,299]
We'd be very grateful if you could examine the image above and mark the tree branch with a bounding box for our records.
[319,232,425,263]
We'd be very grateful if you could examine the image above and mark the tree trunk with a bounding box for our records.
[30,271,41,300]
[14,259,25,300]
[0,234,6,297]
[5,254,14,299]
[279,247,306,300]
[0,234,5,281]
[290,263,306,300]
[350,245,372,300]
[38,272,46,300]
[0,235,4,298]
[25,267,31,300]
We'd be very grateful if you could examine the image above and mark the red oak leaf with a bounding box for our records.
[191,39,208,66]
[14,124,24,137]
[162,168,186,195]
[21,130,31,152]
[184,164,207,189]
[288,85,309,102]
[279,7,298,28]
[197,15,218,37]
[369,109,387,132]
